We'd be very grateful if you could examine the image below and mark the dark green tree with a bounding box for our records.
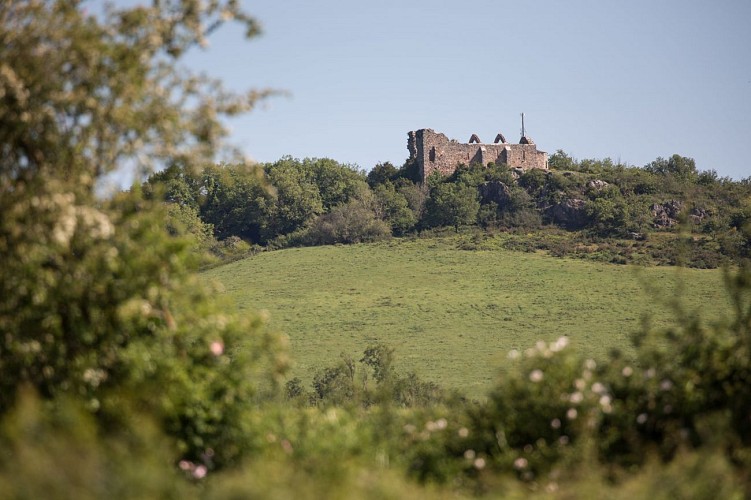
[374,183,417,235]
[264,157,324,237]
[645,154,698,183]
[199,163,272,242]
[424,182,481,231]
[307,158,369,210]
[367,161,399,188]
[548,150,577,171]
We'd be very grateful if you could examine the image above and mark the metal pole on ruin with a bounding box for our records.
[521,112,525,138]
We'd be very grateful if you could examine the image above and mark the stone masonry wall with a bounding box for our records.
[408,129,548,183]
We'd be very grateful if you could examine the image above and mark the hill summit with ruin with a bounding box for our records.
[408,129,548,183]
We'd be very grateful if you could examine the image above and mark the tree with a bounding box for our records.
[165,202,216,251]
[645,154,698,183]
[374,183,417,235]
[264,157,324,237]
[199,163,272,242]
[307,158,369,210]
[548,150,577,171]
[303,195,391,245]
[1,0,274,190]
[143,163,203,210]
[367,161,399,188]
[0,0,285,469]
[424,182,480,231]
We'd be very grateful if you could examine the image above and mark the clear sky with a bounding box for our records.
[184,0,750,178]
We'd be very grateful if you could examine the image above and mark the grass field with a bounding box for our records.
[203,236,732,397]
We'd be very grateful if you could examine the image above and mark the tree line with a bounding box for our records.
[145,152,751,268]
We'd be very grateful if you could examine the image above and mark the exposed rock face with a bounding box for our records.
[510,167,525,179]
[651,200,683,228]
[587,179,610,190]
[478,181,511,207]
[651,201,708,227]
[690,207,708,224]
[548,198,588,229]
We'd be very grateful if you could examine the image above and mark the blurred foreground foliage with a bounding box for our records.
[0,0,287,480]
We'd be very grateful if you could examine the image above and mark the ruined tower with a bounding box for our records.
[407,128,548,183]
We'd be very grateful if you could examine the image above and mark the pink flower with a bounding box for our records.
[210,341,224,356]
[192,465,207,479]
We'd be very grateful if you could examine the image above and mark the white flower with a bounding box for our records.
[82,368,107,388]
[507,349,520,360]
[513,457,528,470]
[636,413,648,424]
[474,457,486,470]
[464,449,476,460]
[551,336,569,352]
[529,369,544,383]
[566,408,578,420]
[622,366,633,377]
[550,418,561,429]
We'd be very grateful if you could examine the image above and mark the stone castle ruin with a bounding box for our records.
[408,128,548,183]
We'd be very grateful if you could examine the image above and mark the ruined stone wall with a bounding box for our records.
[408,129,548,183]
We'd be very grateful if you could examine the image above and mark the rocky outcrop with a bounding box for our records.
[587,179,609,190]
[690,207,708,224]
[651,200,683,228]
[650,201,709,228]
[479,181,511,207]
[548,198,588,229]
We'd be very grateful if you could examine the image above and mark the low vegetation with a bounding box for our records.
[203,236,732,397]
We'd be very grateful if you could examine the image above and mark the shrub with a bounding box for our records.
[423,182,480,231]
[374,183,418,235]
[303,197,391,245]
[0,187,288,468]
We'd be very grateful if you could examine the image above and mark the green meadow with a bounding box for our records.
[203,236,732,397]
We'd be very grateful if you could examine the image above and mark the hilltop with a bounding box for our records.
[146,150,751,270]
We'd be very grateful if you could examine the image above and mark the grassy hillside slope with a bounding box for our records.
[203,237,732,396]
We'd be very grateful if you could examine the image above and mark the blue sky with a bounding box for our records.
[185,0,750,178]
